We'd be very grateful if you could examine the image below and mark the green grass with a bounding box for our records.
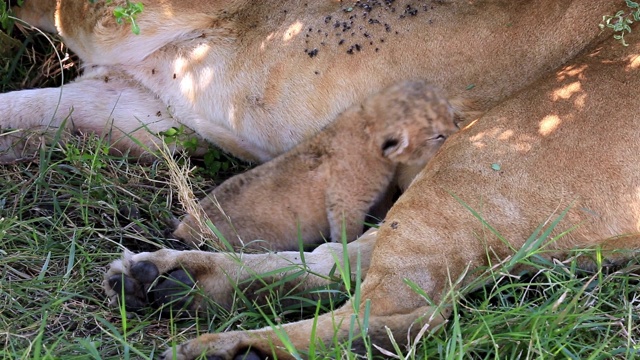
[2,15,640,360]
[414,251,640,359]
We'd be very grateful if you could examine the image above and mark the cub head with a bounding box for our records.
[363,80,459,166]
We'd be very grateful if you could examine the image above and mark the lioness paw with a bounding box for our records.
[103,250,199,315]
[160,348,263,360]
[160,336,265,360]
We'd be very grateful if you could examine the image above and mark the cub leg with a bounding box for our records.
[325,176,393,243]
[0,70,206,162]
[327,210,368,243]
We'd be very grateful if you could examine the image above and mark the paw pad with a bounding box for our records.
[107,260,198,315]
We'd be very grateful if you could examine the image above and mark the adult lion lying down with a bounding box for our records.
[4,0,640,359]
[1,1,617,168]
[105,31,640,359]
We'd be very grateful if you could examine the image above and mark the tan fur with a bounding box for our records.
[103,25,640,360]
[173,81,457,250]
[6,1,640,359]
[2,0,616,169]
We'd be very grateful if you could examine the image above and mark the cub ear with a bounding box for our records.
[381,129,410,160]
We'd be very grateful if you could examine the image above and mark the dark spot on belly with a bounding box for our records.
[404,4,418,16]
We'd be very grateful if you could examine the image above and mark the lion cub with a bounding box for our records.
[173,80,458,251]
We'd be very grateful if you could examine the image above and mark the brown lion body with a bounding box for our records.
[2,1,614,164]
[4,1,640,359]
[107,31,640,359]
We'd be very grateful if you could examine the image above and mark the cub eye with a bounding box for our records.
[382,138,399,152]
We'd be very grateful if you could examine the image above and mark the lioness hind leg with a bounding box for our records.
[159,297,447,360]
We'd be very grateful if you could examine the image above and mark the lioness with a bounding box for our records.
[105,29,640,359]
[4,0,638,359]
[174,80,458,250]
[1,1,616,169]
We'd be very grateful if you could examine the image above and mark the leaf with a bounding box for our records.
[113,7,125,19]
[133,2,145,13]
[160,127,179,137]
[491,163,501,171]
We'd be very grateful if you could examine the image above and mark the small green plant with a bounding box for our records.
[0,2,11,31]
[112,1,144,35]
[0,0,22,32]
[200,148,233,177]
[160,125,239,178]
[600,0,640,46]
[89,0,144,35]
[159,125,199,153]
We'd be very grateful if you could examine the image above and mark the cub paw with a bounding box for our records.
[103,251,198,315]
